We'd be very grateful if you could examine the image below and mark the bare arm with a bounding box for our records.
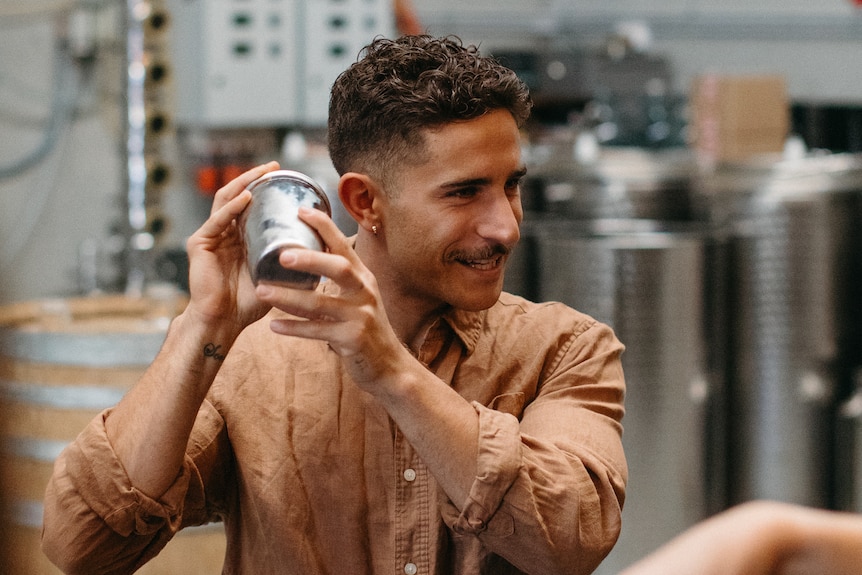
[619,501,862,575]
[104,162,278,499]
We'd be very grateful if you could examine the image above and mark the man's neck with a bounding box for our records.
[354,232,448,352]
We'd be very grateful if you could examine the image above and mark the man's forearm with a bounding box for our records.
[104,310,239,499]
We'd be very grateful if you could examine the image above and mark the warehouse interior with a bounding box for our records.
[1,1,862,573]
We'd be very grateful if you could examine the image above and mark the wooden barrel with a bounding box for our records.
[0,294,226,574]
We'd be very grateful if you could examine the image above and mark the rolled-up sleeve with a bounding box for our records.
[42,403,228,575]
[445,402,522,536]
[442,312,627,575]
[67,412,190,535]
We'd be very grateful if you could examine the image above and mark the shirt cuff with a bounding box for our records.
[443,401,521,536]
[64,410,192,537]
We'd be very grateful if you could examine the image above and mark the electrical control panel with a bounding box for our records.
[168,0,393,128]
[301,0,393,124]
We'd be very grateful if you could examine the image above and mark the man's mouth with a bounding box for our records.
[459,254,504,270]
[451,246,510,271]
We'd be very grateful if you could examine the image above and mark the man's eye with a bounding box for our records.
[450,187,478,198]
[505,179,523,195]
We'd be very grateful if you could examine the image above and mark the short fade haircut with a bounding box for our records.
[327,35,532,192]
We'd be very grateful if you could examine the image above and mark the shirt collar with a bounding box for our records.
[440,307,485,355]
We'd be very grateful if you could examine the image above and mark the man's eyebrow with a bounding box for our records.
[439,167,528,190]
[440,177,491,190]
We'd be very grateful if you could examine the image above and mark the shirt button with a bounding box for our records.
[403,468,417,482]
[404,563,418,575]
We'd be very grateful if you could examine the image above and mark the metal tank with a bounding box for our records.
[506,144,699,300]
[836,370,862,513]
[528,144,697,221]
[533,218,726,573]
[697,153,862,508]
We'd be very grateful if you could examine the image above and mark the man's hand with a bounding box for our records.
[185,161,279,335]
[254,206,410,388]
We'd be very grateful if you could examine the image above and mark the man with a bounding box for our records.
[42,35,627,574]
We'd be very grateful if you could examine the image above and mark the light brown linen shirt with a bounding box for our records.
[42,291,626,575]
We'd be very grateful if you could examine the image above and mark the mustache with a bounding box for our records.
[446,243,512,262]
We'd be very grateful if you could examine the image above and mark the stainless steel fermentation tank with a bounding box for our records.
[531,146,696,221]
[529,217,725,574]
[837,371,862,513]
[698,153,862,508]
[507,147,699,300]
[508,148,862,570]
[508,146,862,573]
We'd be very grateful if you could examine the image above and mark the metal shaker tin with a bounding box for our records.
[239,170,332,289]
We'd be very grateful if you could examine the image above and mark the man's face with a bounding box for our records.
[377,109,526,314]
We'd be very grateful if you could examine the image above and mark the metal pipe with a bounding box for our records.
[123,0,152,296]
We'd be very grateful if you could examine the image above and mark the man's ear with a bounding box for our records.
[338,172,384,234]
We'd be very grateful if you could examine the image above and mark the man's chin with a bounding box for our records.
[450,286,503,312]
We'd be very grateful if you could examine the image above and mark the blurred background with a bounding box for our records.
[1,0,862,573]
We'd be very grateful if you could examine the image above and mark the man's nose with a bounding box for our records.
[477,192,521,247]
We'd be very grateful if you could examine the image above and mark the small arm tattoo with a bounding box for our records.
[203,342,226,361]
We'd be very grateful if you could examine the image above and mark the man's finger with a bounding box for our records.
[211,161,280,213]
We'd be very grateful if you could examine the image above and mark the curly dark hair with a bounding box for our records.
[327,35,532,191]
